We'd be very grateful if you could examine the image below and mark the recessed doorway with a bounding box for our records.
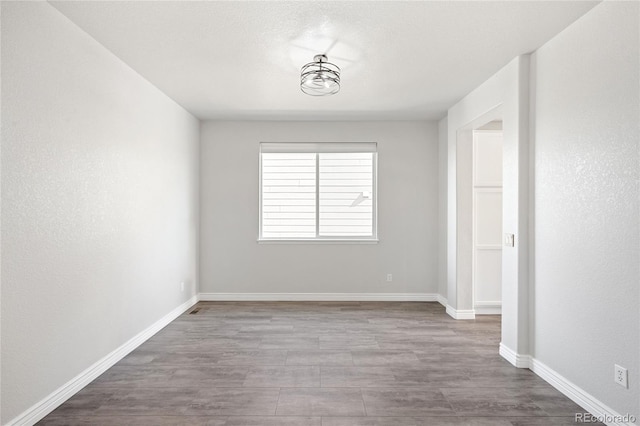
[472,122,503,315]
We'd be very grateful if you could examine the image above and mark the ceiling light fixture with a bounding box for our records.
[300,54,340,96]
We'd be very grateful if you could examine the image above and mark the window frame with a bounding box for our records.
[258,142,378,243]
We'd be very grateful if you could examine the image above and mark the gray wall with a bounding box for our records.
[532,1,639,417]
[1,2,199,422]
[200,121,439,297]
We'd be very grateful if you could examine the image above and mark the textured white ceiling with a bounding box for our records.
[49,1,599,120]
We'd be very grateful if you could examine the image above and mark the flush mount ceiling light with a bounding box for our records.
[300,54,340,96]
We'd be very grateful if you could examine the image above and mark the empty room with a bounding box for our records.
[1,1,638,425]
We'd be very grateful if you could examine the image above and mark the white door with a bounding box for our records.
[472,130,503,314]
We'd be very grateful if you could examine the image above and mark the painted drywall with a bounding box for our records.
[200,121,438,296]
[532,1,639,418]
[437,117,448,301]
[1,2,199,423]
[446,56,530,354]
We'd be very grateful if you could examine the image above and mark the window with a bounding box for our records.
[260,142,377,241]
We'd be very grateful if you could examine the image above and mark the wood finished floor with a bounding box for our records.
[39,302,597,426]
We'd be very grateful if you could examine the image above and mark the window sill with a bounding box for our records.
[258,239,379,245]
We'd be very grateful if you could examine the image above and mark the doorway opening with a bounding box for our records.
[472,121,503,315]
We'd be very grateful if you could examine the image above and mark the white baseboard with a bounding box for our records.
[498,344,637,426]
[198,292,439,302]
[474,301,502,315]
[499,342,532,368]
[530,358,637,426]
[445,304,476,319]
[6,295,199,426]
[437,294,447,307]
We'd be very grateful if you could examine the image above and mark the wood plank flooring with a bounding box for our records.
[39,302,598,425]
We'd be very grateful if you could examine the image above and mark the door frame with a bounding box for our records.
[445,55,532,366]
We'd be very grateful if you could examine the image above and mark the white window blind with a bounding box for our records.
[260,143,377,241]
[319,152,373,237]
[261,152,317,238]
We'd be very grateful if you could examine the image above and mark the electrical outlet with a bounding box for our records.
[386,274,393,282]
[614,364,628,388]
[180,282,185,292]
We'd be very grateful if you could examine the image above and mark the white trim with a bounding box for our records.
[258,239,379,244]
[475,300,501,306]
[445,305,476,319]
[499,345,638,425]
[498,342,531,368]
[6,295,199,426]
[437,294,448,307]
[474,300,502,315]
[261,142,377,154]
[198,293,438,302]
[530,358,637,426]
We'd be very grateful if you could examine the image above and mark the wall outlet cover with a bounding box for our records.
[615,364,628,388]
